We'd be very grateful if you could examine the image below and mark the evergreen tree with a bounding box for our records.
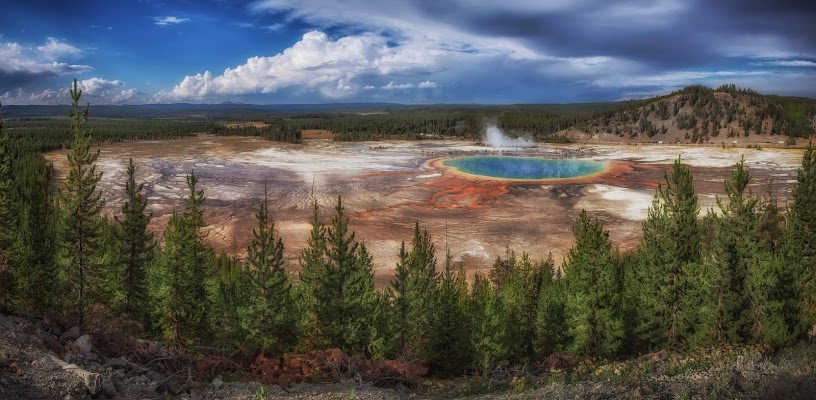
[302,197,376,354]
[240,186,297,354]
[469,274,508,376]
[59,80,104,325]
[298,200,328,349]
[390,222,439,357]
[563,210,624,357]
[427,252,471,376]
[181,171,213,341]
[209,252,250,348]
[636,158,701,350]
[114,159,154,322]
[0,105,14,310]
[704,158,757,344]
[785,144,816,333]
[154,171,213,344]
[156,211,195,343]
[501,252,544,364]
[534,254,568,357]
[367,289,396,360]
[10,155,58,313]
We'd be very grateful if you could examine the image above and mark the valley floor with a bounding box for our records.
[45,136,805,284]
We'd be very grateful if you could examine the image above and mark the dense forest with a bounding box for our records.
[1,82,816,385]
[5,84,813,150]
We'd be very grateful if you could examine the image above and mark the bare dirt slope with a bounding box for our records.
[3,311,816,399]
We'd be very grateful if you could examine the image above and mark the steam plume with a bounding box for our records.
[483,124,536,148]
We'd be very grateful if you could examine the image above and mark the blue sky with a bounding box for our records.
[1,0,814,105]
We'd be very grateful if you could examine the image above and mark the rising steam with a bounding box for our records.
[483,124,536,148]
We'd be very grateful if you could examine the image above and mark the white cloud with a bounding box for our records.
[263,23,285,32]
[364,80,438,90]
[154,31,450,102]
[0,38,91,79]
[77,77,125,96]
[382,81,415,90]
[251,0,552,62]
[112,88,137,104]
[756,60,816,67]
[719,34,814,59]
[2,77,139,105]
[593,70,772,88]
[153,16,190,26]
[37,37,81,59]
[1,88,66,105]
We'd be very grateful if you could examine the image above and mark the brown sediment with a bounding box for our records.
[426,176,510,208]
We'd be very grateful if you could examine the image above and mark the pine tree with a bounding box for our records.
[10,155,58,313]
[302,197,376,354]
[535,255,567,357]
[155,171,213,344]
[298,200,328,349]
[501,252,544,364]
[114,159,154,322]
[181,171,213,341]
[156,211,195,343]
[0,105,14,310]
[785,144,816,333]
[59,80,104,325]
[209,252,250,347]
[390,222,439,357]
[469,274,508,376]
[367,289,396,360]
[427,252,471,376]
[704,158,757,344]
[241,186,297,354]
[563,210,624,357]
[636,158,701,350]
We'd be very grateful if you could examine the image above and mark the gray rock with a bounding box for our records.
[59,327,81,343]
[157,378,189,395]
[74,335,93,355]
[101,377,118,398]
[212,377,224,389]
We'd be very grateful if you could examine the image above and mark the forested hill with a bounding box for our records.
[559,85,816,144]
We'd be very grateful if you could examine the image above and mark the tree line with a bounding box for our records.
[1,82,816,378]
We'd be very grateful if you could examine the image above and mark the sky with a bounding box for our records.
[1,0,814,105]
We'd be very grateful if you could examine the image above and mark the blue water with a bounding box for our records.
[442,156,606,180]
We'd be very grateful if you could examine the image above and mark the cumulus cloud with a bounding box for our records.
[0,38,91,89]
[243,0,816,100]
[1,77,139,105]
[1,88,66,105]
[77,77,127,97]
[37,37,81,59]
[153,16,190,26]
[154,31,449,102]
[364,80,438,90]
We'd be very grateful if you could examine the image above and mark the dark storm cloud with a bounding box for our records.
[404,0,815,67]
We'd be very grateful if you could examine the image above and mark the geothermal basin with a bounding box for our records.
[46,136,805,285]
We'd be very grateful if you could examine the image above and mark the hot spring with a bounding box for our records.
[441,156,608,180]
